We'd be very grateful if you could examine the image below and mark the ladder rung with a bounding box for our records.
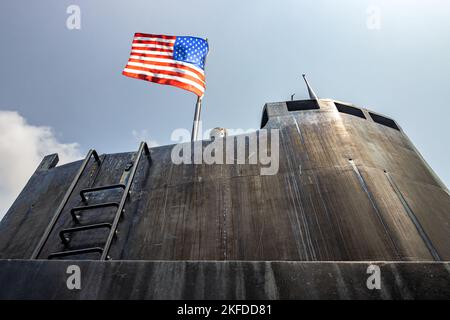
[70,202,120,223]
[80,184,126,202]
[100,141,151,260]
[30,149,101,259]
[48,247,104,259]
[59,223,112,244]
[39,142,151,261]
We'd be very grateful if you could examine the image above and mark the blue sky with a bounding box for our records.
[0,0,449,216]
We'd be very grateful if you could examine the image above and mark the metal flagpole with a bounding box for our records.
[191,38,209,141]
[191,96,203,141]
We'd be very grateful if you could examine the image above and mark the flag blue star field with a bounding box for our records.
[123,33,209,97]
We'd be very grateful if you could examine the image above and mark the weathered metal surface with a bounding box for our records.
[0,260,449,299]
[0,99,449,264]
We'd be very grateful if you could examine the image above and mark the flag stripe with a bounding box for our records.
[123,69,204,96]
[129,53,177,60]
[125,64,204,87]
[130,49,173,56]
[131,43,174,50]
[123,68,205,93]
[128,56,205,80]
[127,61,205,83]
[131,46,173,53]
[133,37,176,43]
[134,33,176,40]
[132,39,175,47]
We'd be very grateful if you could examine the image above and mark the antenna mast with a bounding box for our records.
[302,74,319,101]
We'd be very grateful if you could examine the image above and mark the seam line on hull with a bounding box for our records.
[349,159,401,259]
[384,171,441,261]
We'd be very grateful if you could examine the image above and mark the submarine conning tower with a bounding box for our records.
[1,98,450,299]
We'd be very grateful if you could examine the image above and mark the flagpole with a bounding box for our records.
[191,96,203,141]
[191,38,209,141]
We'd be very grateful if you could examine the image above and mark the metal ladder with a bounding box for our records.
[30,141,151,260]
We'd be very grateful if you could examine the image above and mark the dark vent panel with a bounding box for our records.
[260,108,269,128]
[286,100,320,112]
[369,112,400,131]
[335,103,366,119]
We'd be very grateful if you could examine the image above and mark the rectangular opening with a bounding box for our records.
[260,108,269,128]
[369,112,400,131]
[286,100,320,112]
[334,103,366,119]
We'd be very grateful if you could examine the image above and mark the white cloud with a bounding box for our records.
[0,111,82,221]
[131,129,159,147]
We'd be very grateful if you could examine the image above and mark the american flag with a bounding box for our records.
[122,33,209,97]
